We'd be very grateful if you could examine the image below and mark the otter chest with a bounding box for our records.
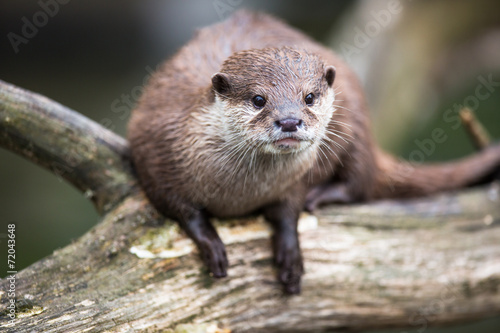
[188,154,312,218]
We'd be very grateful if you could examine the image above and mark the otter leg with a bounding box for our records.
[171,205,228,278]
[305,182,355,211]
[263,195,304,294]
[144,182,228,278]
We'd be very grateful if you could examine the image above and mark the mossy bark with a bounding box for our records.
[1,79,499,332]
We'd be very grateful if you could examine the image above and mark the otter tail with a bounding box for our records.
[374,143,500,199]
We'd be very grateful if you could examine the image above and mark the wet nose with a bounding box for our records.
[275,118,303,132]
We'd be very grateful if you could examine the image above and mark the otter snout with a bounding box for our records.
[268,116,312,153]
[275,118,303,132]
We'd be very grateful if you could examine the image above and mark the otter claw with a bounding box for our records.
[198,235,228,278]
[273,233,304,294]
[279,262,303,294]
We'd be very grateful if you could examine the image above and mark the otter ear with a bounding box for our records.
[324,66,336,87]
[211,72,232,95]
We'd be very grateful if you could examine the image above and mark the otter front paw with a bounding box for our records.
[197,232,228,278]
[180,210,228,278]
[273,233,304,294]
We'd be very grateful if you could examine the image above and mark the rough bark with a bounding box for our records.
[0,79,499,332]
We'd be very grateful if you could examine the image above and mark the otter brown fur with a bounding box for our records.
[128,11,500,294]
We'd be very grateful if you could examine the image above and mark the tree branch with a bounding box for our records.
[1,80,499,332]
[460,108,492,150]
[0,79,134,214]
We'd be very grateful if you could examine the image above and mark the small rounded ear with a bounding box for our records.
[211,72,232,95]
[324,66,336,87]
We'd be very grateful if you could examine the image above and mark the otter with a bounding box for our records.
[128,11,500,294]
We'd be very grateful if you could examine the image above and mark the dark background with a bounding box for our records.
[0,1,499,332]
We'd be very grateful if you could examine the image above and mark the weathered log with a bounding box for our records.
[1,79,499,332]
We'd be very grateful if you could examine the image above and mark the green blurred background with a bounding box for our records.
[1,0,499,331]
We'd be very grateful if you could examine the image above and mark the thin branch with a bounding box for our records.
[460,107,491,150]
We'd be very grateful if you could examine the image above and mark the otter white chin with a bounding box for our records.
[128,10,500,294]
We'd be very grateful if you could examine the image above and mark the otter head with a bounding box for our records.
[211,47,336,155]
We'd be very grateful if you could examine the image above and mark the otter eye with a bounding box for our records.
[252,95,266,109]
[305,93,315,106]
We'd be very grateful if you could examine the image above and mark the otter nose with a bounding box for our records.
[275,118,303,132]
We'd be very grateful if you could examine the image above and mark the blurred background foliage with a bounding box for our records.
[0,0,499,331]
